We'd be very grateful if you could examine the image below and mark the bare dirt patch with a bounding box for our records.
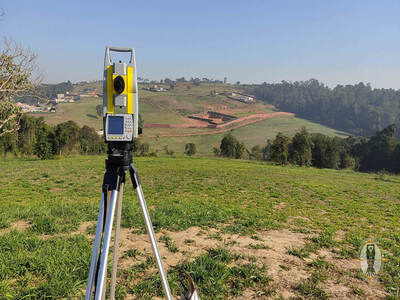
[104,226,388,299]
[316,248,387,299]
[0,220,32,235]
[334,229,346,242]
[75,220,97,235]
[287,215,312,224]
[40,220,97,240]
[273,202,286,210]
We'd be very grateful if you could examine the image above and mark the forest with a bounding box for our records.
[245,79,400,137]
[218,124,400,173]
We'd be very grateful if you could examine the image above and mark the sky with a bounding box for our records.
[1,0,400,88]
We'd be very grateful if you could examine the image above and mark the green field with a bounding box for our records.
[33,97,103,129]
[30,83,348,154]
[0,156,398,299]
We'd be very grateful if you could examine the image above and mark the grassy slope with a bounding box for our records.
[0,156,399,298]
[148,116,348,155]
[30,83,348,153]
[33,97,103,129]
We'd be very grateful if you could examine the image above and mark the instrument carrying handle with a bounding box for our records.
[105,46,135,65]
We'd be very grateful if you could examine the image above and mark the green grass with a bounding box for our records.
[159,234,180,253]
[1,156,399,298]
[0,231,90,298]
[288,229,337,259]
[297,272,329,299]
[129,247,272,299]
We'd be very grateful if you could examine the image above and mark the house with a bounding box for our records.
[65,92,80,102]
[81,90,100,98]
[53,98,65,103]
[146,85,167,92]
[226,92,256,103]
[16,102,45,112]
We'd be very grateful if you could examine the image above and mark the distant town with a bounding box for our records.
[16,77,256,114]
[16,90,102,113]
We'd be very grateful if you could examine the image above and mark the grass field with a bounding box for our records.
[0,156,399,299]
[33,97,103,129]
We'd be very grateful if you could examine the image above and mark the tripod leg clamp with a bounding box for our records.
[103,167,124,192]
[129,163,141,189]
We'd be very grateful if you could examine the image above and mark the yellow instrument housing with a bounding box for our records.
[106,65,134,114]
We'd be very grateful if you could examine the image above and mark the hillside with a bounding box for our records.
[0,156,397,299]
[246,80,400,138]
[32,82,348,154]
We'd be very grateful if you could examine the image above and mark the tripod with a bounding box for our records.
[85,143,173,300]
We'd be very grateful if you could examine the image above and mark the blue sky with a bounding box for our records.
[1,0,400,88]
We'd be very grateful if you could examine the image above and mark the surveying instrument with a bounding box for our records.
[85,47,198,300]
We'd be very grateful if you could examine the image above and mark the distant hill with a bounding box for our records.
[31,82,348,154]
[245,79,400,137]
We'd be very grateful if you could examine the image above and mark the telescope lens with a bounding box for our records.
[113,76,125,94]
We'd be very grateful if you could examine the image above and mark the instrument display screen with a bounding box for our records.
[107,116,124,134]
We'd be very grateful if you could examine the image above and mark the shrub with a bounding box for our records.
[184,143,196,156]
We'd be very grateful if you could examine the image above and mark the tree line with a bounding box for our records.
[0,115,106,159]
[0,115,199,159]
[3,115,400,174]
[245,79,400,138]
[216,125,400,173]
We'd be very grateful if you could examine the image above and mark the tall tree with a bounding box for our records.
[54,121,81,155]
[0,39,39,137]
[220,133,237,158]
[269,132,291,164]
[311,134,340,169]
[17,114,37,155]
[33,118,53,159]
[289,127,313,166]
[80,125,104,154]
[357,124,398,172]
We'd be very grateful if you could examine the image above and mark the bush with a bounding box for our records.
[163,145,174,156]
[132,138,142,154]
[220,133,245,159]
[34,138,53,160]
[213,147,220,157]
[341,154,356,169]
[250,145,263,160]
[140,143,150,155]
[184,143,196,156]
